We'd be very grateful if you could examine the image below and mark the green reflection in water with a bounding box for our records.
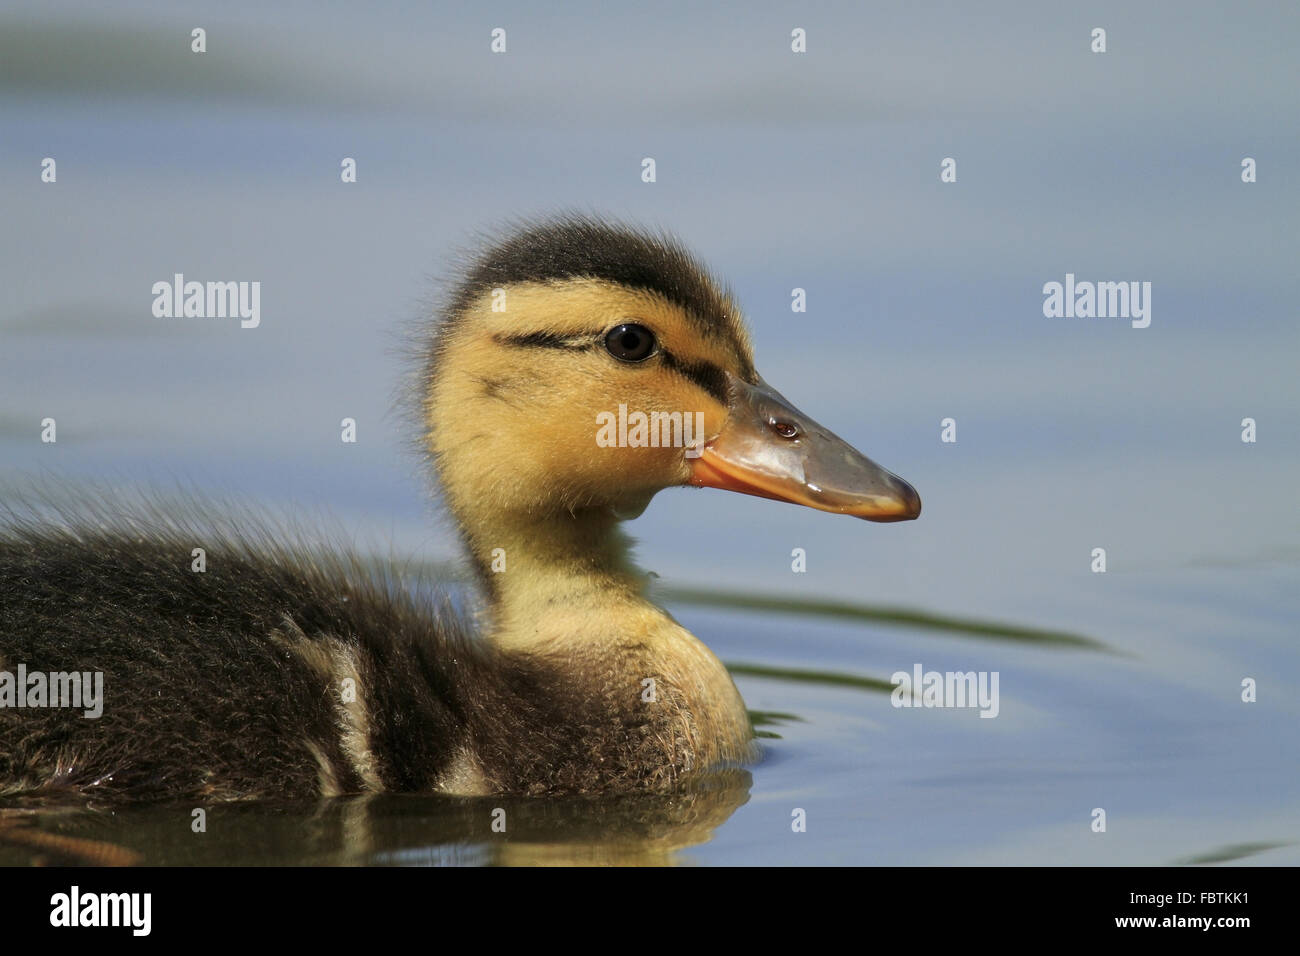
[662,586,1111,652]
[747,709,804,740]
[1175,840,1293,865]
[732,662,897,694]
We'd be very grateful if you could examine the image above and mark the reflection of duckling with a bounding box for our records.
[0,216,919,803]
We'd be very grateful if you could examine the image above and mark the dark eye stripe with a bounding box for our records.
[491,331,730,404]
[660,351,729,404]
[492,331,598,350]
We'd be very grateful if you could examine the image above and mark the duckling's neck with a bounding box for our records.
[468,507,754,769]
[476,508,643,644]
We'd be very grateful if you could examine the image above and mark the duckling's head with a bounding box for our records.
[424,216,919,571]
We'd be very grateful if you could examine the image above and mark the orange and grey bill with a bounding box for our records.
[687,372,921,522]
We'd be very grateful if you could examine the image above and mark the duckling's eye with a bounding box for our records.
[605,323,656,363]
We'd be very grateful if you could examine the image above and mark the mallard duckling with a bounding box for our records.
[0,216,919,802]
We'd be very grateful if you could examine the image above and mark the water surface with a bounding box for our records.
[1,0,1296,866]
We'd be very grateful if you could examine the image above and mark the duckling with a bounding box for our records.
[0,216,919,803]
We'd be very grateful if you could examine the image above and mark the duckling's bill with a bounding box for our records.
[688,372,921,522]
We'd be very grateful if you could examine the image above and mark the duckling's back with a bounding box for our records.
[0,512,479,802]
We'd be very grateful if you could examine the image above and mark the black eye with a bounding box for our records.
[604,323,656,362]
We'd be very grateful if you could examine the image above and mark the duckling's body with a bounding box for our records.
[0,217,918,803]
[0,514,744,800]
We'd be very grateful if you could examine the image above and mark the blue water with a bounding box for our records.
[1,0,1296,865]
